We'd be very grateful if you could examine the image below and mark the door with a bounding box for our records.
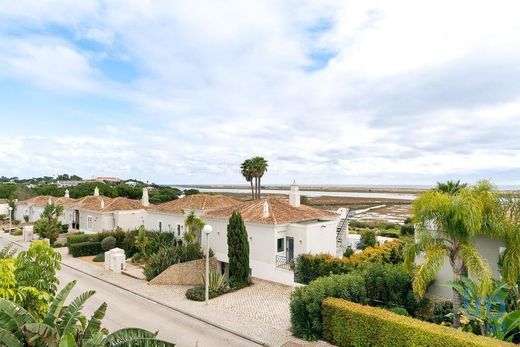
[286,237,294,261]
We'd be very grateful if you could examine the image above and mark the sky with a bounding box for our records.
[1,1,520,186]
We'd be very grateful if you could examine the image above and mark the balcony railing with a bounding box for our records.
[276,255,295,271]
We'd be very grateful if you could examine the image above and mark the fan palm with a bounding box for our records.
[435,180,468,195]
[240,159,255,200]
[0,280,175,346]
[250,157,268,199]
[404,180,503,327]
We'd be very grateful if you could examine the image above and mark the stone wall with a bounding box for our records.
[149,257,218,285]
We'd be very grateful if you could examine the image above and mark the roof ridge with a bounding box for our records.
[267,199,277,224]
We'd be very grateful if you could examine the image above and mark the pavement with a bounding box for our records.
[0,233,331,347]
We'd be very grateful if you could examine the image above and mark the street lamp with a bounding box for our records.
[203,224,213,305]
[7,206,13,232]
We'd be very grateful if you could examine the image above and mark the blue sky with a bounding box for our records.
[1,1,520,185]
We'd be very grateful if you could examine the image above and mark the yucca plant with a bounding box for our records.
[202,271,227,292]
[0,280,175,346]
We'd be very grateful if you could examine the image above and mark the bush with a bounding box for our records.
[401,223,415,236]
[69,241,103,257]
[430,301,454,325]
[343,247,355,258]
[322,298,506,347]
[101,236,117,251]
[146,232,176,255]
[294,240,405,284]
[67,233,92,246]
[358,230,377,250]
[185,286,224,301]
[93,253,105,262]
[290,273,366,340]
[143,243,204,281]
[52,242,65,248]
[60,224,69,234]
[10,229,22,236]
[388,306,410,316]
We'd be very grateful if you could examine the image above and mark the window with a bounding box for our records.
[87,216,93,230]
[277,238,284,252]
[158,221,163,232]
[177,224,183,236]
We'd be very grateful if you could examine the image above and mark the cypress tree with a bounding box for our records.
[227,211,250,287]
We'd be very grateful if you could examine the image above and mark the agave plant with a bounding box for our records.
[450,276,520,341]
[0,280,175,346]
[202,271,227,292]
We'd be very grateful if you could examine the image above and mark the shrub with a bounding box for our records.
[67,233,93,246]
[52,242,65,248]
[10,229,22,236]
[69,241,103,257]
[93,253,105,262]
[322,298,508,347]
[146,232,176,255]
[101,236,117,251]
[143,243,204,281]
[60,224,68,233]
[23,215,29,223]
[294,240,405,284]
[290,273,366,340]
[429,301,454,325]
[358,230,377,250]
[343,247,355,258]
[185,286,224,301]
[401,223,415,236]
[388,306,410,316]
[227,211,250,288]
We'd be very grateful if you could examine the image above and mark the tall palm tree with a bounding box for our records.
[241,159,255,200]
[435,179,467,195]
[250,157,268,199]
[404,180,503,328]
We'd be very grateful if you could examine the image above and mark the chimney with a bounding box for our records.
[289,180,300,207]
[94,187,99,196]
[142,188,149,207]
[263,200,270,218]
[64,189,70,198]
[101,198,105,209]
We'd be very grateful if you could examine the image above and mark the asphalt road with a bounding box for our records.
[0,237,261,347]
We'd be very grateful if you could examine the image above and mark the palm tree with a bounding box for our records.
[435,179,467,195]
[498,193,520,285]
[184,211,205,244]
[404,180,503,327]
[0,280,174,346]
[250,157,268,199]
[241,159,255,200]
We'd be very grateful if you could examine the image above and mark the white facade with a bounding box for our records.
[0,201,8,216]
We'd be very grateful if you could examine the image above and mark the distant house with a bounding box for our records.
[15,195,75,222]
[0,199,9,216]
[92,176,122,183]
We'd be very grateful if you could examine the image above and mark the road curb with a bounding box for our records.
[0,235,269,347]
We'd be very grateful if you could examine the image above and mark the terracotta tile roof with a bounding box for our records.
[70,196,114,211]
[69,195,146,212]
[16,196,77,208]
[149,194,241,214]
[203,198,340,224]
[103,197,146,211]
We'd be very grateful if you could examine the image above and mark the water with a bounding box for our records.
[176,187,417,200]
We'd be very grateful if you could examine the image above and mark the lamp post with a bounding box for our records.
[202,224,212,305]
[8,206,13,231]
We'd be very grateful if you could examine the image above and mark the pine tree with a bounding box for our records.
[227,211,250,287]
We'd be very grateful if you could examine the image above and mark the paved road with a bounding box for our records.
[0,237,261,347]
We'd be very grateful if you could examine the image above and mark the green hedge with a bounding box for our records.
[67,233,92,246]
[322,298,513,347]
[185,286,225,301]
[69,241,103,257]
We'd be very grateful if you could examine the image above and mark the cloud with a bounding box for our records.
[1,0,520,185]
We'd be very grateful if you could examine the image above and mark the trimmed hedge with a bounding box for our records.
[67,234,92,246]
[322,298,513,347]
[295,239,405,284]
[69,241,103,257]
[185,286,225,301]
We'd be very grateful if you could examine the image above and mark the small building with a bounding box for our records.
[0,199,9,216]
[15,195,76,222]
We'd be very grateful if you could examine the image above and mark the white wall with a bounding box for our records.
[0,203,8,216]
[114,210,146,231]
[145,211,185,234]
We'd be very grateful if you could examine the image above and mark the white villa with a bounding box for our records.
[0,199,9,216]
[14,182,344,285]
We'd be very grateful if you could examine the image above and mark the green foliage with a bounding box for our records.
[66,233,92,246]
[400,223,415,236]
[388,306,410,316]
[143,243,204,281]
[69,242,103,257]
[342,246,354,258]
[227,212,250,287]
[322,297,508,347]
[183,188,199,196]
[135,226,149,259]
[93,253,105,262]
[430,301,454,325]
[358,230,377,250]
[185,286,224,301]
[23,215,29,223]
[0,280,175,346]
[33,204,64,246]
[10,229,22,236]
[0,245,16,259]
[101,236,117,251]
[148,186,182,204]
[290,273,367,340]
[203,271,227,292]
[294,240,405,284]
[146,231,176,255]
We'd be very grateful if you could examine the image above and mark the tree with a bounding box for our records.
[34,203,64,246]
[404,180,503,327]
[227,212,250,287]
[0,280,175,346]
[183,188,199,196]
[250,157,268,199]
[184,212,204,244]
[435,179,468,195]
[240,159,255,200]
[358,230,377,250]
